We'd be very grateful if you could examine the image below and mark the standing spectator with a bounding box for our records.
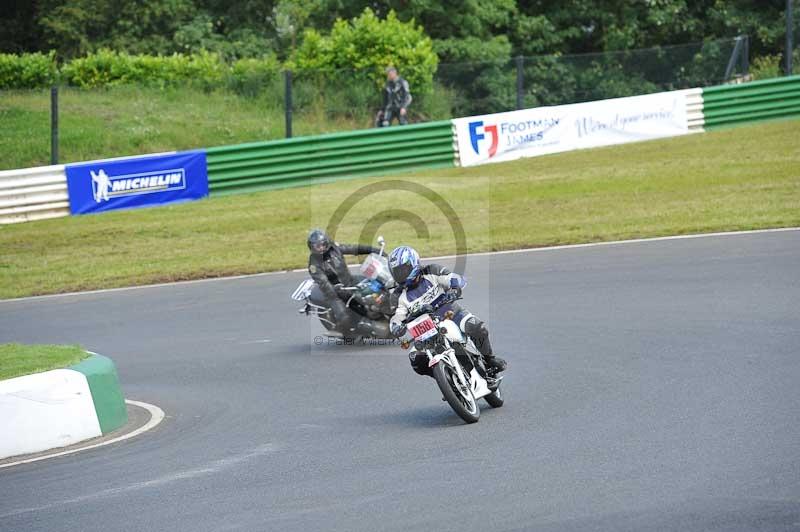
[380,67,412,126]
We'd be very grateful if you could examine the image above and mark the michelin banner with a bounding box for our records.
[453,90,690,167]
[65,150,208,215]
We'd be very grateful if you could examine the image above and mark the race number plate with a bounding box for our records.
[407,314,437,341]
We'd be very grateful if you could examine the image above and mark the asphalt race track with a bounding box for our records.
[1,230,798,532]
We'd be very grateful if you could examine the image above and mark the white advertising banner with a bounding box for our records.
[453,90,690,167]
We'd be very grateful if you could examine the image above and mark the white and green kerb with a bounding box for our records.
[0,353,127,459]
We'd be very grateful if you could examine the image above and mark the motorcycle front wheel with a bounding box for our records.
[432,362,480,424]
[484,384,504,408]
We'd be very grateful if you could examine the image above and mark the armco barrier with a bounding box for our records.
[206,121,456,196]
[0,164,70,224]
[685,88,705,132]
[702,74,800,129]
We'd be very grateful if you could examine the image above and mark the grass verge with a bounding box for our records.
[0,344,88,381]
[0,86,369,170]
[0,84,453,170]
[0,119,798,300]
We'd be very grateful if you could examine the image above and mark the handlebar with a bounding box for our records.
[337,285,358,292]
[402,291,462,325]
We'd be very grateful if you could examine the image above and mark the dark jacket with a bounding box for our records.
[308,243,377,301]
[382,77,412,112]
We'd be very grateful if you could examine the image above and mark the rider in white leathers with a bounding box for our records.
[388,246,507,376]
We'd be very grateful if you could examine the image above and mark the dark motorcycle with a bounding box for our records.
[291,236,397,339]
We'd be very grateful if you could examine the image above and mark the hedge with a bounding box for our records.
[0,52,58,89]
[0,50,281,91]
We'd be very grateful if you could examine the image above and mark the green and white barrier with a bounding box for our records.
[0,353,127,459]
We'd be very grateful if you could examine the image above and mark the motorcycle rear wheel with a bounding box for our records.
[432,362,480,424]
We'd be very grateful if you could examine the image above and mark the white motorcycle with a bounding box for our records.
[401,294,504,423]
[291,236,398,339]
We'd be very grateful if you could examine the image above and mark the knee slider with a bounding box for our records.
[464,316,486,336]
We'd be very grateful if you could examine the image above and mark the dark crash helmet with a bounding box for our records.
[389,246,421,287]
[307,229,332,255]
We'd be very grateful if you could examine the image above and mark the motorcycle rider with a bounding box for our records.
[380,67,412,127]
[307,229,383,333]
[387,246,507,376]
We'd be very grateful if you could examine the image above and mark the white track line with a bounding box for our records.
[425,226,800,262]
[0,399,165,470]
[1,227,798,304]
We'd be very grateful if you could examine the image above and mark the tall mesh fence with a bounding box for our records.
[0,37,753,169]
[793,0,800,75]
[292,37,746,126]
[435,38,743,116]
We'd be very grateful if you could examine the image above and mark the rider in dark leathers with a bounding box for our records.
[380,67,412,127]
[307,229,386,336]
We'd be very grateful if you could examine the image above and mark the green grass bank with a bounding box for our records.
[0,86,382,170]
[0,344,89,380]
[0,119,798,300]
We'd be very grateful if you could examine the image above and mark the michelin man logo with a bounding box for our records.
[87,167,186,203]
[91,169,112,203]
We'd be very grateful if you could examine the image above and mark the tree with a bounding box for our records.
[293,7,438,92]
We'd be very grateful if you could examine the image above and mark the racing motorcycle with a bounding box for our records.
[291,236,397,339]
[400,293,504,423]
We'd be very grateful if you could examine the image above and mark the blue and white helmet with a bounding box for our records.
[388,246,421,287]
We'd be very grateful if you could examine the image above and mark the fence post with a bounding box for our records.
[743,34,750,76]
[50,86,59,165]
[284,70,293,139]
[724,36,744,81]
[788,0,794,75]
[515,55,524,110]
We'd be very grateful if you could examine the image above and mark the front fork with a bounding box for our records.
[428,346,499,397]
[428,348,471,391]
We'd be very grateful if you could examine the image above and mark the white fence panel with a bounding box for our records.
[0,165,69,224]
[685,88,705,132]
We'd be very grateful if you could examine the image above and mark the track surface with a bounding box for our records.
[1,231,798,532]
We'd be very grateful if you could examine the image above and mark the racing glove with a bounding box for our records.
[449,274,467,290]
[390,322,407,338]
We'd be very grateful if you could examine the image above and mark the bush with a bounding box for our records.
[750,54,783,80]
[293,8,438,94]
[60,50,226,89]
[0,52,57,89]
[227,56,281,96]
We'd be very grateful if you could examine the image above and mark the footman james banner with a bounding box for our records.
[65,150,208,215]
[453,90,690,167]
